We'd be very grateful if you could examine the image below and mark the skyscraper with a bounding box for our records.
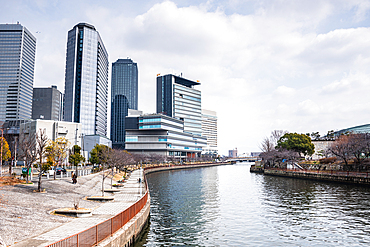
[110,58,138,148]
[201,109,218,155]
[156,74,202,136]
[63,23,108,136]
[0,23,36,122]
[32,86,63,121]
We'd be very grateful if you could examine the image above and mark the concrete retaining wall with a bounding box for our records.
[144,163,229,175]
[264,169,370,185]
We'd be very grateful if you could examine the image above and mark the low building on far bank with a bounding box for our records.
[125,113,206,159]
[311,140,334,160]
[251,152,262,157]
[229,148,237,158]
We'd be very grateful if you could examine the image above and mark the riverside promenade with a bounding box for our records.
[0,169,148,247]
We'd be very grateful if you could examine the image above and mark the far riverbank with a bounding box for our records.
[251,165,370,186]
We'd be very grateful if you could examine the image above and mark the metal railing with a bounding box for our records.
[47,178,148,247]
[268,168,370,178]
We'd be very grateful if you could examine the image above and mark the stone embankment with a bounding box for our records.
[251,165,370,185]
[144,162,230,175]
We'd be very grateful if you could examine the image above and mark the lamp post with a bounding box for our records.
[0,128,3,177]
[12,136,17,176]
[75,128,78,177]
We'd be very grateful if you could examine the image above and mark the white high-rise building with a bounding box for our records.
[201,109,218,155]
[63,23,109,136]
[156,74,202,136]
[0,23,36,122]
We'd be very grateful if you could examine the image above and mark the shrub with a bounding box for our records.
[319,157,337,164]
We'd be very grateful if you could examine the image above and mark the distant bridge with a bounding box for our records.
[226,157,260,163]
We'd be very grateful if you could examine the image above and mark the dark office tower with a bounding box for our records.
[32,86,63,121]
[63,23,109,136]
[110,58,138,148]
[0,23,36,122]
[156,74,202,136]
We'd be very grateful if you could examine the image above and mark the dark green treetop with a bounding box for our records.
[276,132,315,157]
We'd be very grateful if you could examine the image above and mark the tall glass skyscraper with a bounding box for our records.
[111,58,138,148]
[0,23,36,122]
[63,23,108,136]
[156,74,202,136]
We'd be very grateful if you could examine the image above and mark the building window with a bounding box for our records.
[125,136,138,142]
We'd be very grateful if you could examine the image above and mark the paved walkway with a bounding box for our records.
[0,169,145,247]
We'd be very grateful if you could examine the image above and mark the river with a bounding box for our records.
[135,162,370,246]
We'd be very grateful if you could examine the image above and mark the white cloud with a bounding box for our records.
[274,86,296,96]
[3,0,370,155]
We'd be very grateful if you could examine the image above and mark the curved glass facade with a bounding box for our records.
[64,23,108,136]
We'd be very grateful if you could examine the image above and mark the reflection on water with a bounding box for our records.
[135,163,370,246]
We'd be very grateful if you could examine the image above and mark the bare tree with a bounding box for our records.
[149,153,166,166]
[260,136,274,152]
[271,130,288,145]
[330,133,370,171]
[167,155,177,165]
[36,128,49,192]
[132,153,147,168]
[18,131,37,184]
[260,130,288,152]
[109,149,124,188]
[260,149,300,169]
[329,135,353,167]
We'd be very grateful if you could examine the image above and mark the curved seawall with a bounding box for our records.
[263,168,370,185]
[144,162,230,175]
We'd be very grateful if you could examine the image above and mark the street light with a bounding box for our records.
[0,128,3,177]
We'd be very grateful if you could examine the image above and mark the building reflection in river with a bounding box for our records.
[136,163,370,246]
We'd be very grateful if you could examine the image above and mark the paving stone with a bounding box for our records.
[1,169,145,246]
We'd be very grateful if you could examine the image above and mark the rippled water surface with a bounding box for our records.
[135,163,370,246]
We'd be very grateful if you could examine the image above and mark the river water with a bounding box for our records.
[135,162,370,246]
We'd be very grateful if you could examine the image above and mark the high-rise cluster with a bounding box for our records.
[0,21,218,160]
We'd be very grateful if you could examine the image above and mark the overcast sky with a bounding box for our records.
[2,0,370,155]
